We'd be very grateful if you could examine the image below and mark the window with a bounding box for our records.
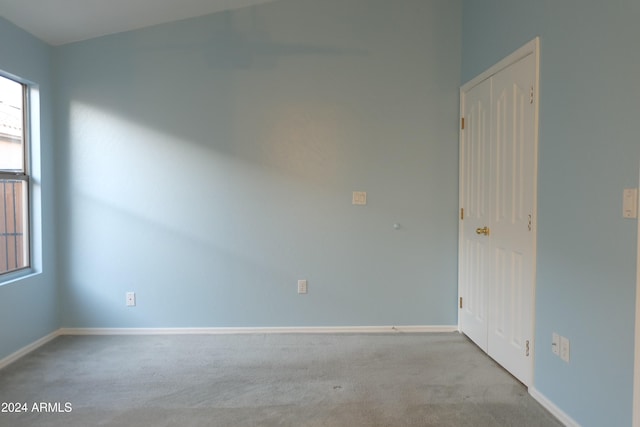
[0,75,29,276]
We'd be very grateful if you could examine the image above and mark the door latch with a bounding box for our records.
[475,226,490,236]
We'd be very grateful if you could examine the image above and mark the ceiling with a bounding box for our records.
[0,0,279,46]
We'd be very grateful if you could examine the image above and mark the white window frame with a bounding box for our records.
[0,71,41,285]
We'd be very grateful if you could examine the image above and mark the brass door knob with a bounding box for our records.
[475,226,490,236]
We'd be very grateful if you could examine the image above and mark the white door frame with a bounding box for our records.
[634,161,640,427]
[458,37,540,386]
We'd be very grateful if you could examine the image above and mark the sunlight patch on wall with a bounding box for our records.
[69,100,236,236]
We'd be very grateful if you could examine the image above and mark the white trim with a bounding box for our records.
[457,81,464,335]
[0,77,43,287]
[634,161,640,427]
[0,326,457,371]
[531,36,541,387]
[58,325,458,336]
[0,330,58,370]
[461,37,540,92]
[529,387,580,427]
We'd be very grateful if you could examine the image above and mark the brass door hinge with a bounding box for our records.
[530,86,534,104]
[461,117,465,130]
[460,208,464,220]
[459,297,463,309]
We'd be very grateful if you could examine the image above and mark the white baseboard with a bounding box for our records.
[58,325,458,335]
[1,326,457,370]
[0,330,59,370]
[529,386,580,427]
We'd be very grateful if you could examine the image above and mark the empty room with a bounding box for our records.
[0,0,639,426]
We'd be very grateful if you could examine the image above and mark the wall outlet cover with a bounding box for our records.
[623,188,638,218]
[297,280,308,294]
[126,292,136,307]
[560,336,570,362]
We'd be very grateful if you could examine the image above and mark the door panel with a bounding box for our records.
[488,53,536,385]
[459,77,491,352]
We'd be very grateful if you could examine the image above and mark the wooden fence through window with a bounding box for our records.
[0,179,26,274]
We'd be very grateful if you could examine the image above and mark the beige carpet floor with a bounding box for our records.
[0,332,563,426]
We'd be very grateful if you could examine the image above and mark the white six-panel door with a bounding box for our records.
[459,40,538,386]
[459,77,491,353]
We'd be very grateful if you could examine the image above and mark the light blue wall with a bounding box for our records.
[3,1,638,424]
[54,0,462,328]
[462,1,640,426]
[0,18,58,359]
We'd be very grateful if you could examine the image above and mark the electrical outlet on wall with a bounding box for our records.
[623,188,638,218]
[126,292,136,307]
[560,336,570,362]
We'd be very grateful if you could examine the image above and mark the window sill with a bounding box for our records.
[0,268,41,287]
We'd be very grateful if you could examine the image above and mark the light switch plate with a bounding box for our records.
[623,188,638,218]
[560,336,570,362]
[352,191,367,205]
[552,332,560,356]
[297,280,308,294]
